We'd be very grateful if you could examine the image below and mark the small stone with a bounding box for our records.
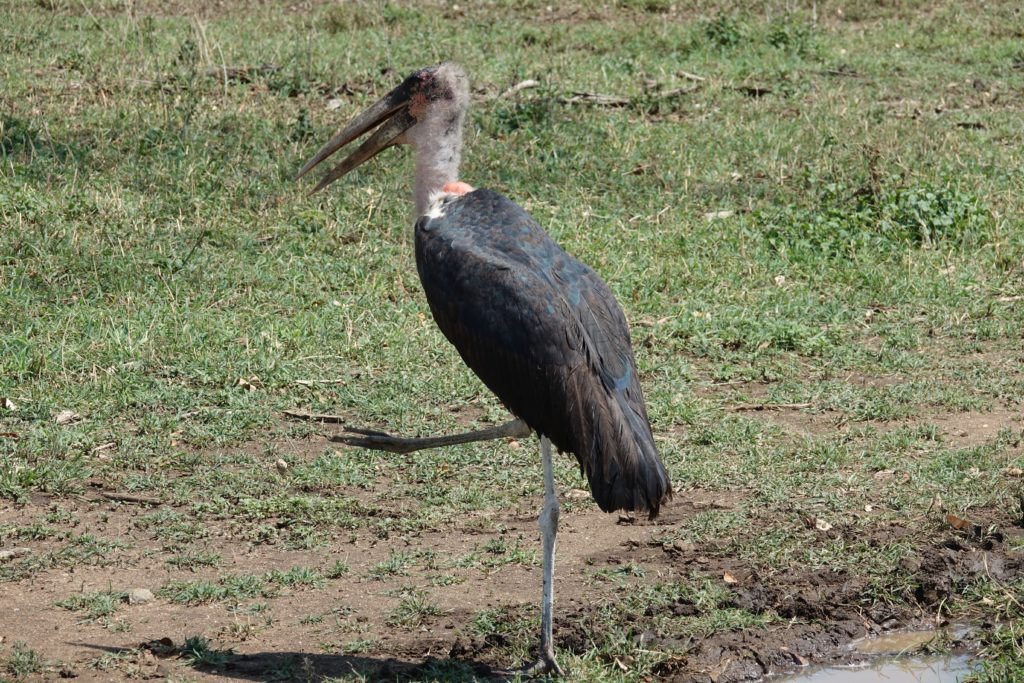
[671,539,695,553]
[54,409,81,425]
[0,548,31,562]
[634,629,657,646]
[128,588,155,605]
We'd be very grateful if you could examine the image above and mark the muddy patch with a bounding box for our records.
[2,500,1021,682]
[434,511,1023,683]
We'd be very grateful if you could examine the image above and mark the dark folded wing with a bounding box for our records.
[414,188,671,517]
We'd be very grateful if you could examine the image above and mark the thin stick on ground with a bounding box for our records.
[282,408,350,423]
[727,402,813,412]
[96,491,162,505]
[498,79,541,98]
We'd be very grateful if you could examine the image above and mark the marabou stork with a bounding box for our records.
[298,62,671,676]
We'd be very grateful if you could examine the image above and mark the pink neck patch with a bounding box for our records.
[441,181,475,195]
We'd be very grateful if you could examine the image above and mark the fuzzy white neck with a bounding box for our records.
[408,111,464,216]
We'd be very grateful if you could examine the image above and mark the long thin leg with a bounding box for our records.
[522,435,565,677]
[334,421,565,675]
[328,418,531,454]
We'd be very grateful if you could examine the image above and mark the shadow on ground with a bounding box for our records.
[75,641,506,682]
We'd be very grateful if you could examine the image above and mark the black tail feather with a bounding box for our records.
[563,369,672,519]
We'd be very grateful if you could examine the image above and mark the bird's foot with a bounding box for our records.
[499,653,566,679]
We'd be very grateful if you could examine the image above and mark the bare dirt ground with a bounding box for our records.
[3,402,1022,682]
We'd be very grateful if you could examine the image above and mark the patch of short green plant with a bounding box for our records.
[166,550,222,569]
[2,642,44,679]
[227,602,269,615]
[55,590,128,622]
[367,550,412,581]
[324,559,350,578]
[472,605,539,644]
[385,588,446,630]
[591,561,647,583]
[966,619,1024,683]
[86,648,140,673]
[182,635,233,670]
[758,176,991,260]
[338,637,382,655]
[1,534,131,582]
[456,537,537,571]
[0,453,90,502]
[0,523,63,542]
[161,566,324,605]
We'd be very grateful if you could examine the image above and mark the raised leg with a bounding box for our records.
[520,435,565,677]
[328,418,531,454]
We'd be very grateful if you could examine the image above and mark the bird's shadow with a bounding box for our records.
[74,641,510,682]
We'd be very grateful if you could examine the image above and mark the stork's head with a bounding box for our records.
[297,62,469,193]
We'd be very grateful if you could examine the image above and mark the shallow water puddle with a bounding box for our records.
[779,655,971,683]
[779,630,974,683]
[853,630,944,655]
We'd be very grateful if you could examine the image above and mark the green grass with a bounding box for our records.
[385,588,446,629]
[1,643,43,680]
[1,0,1023,680]
[367,550,413,581]
[966,617,1024,683]
[160,565,324,605]
[55,589,128,622]
[181,635,233,669]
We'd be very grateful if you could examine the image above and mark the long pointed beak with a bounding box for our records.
[296,83,417,193]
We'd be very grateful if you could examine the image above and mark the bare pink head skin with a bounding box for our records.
[296,62,475,215]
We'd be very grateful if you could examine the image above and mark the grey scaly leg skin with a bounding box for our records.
[333,420,567,676]
[329,418,531,454]
[522,435,565,677]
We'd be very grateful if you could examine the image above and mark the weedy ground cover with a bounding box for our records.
[1,1,1022,681]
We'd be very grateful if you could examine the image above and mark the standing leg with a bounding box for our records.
[523,435,565,676]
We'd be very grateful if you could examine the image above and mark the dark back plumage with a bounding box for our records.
[414,188,671,518]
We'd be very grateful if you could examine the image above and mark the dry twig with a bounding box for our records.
[282,408,349,423]
[97,491,162,505]
[727,402,812,412]
[499,79,541,98]
[203,63,279,83]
